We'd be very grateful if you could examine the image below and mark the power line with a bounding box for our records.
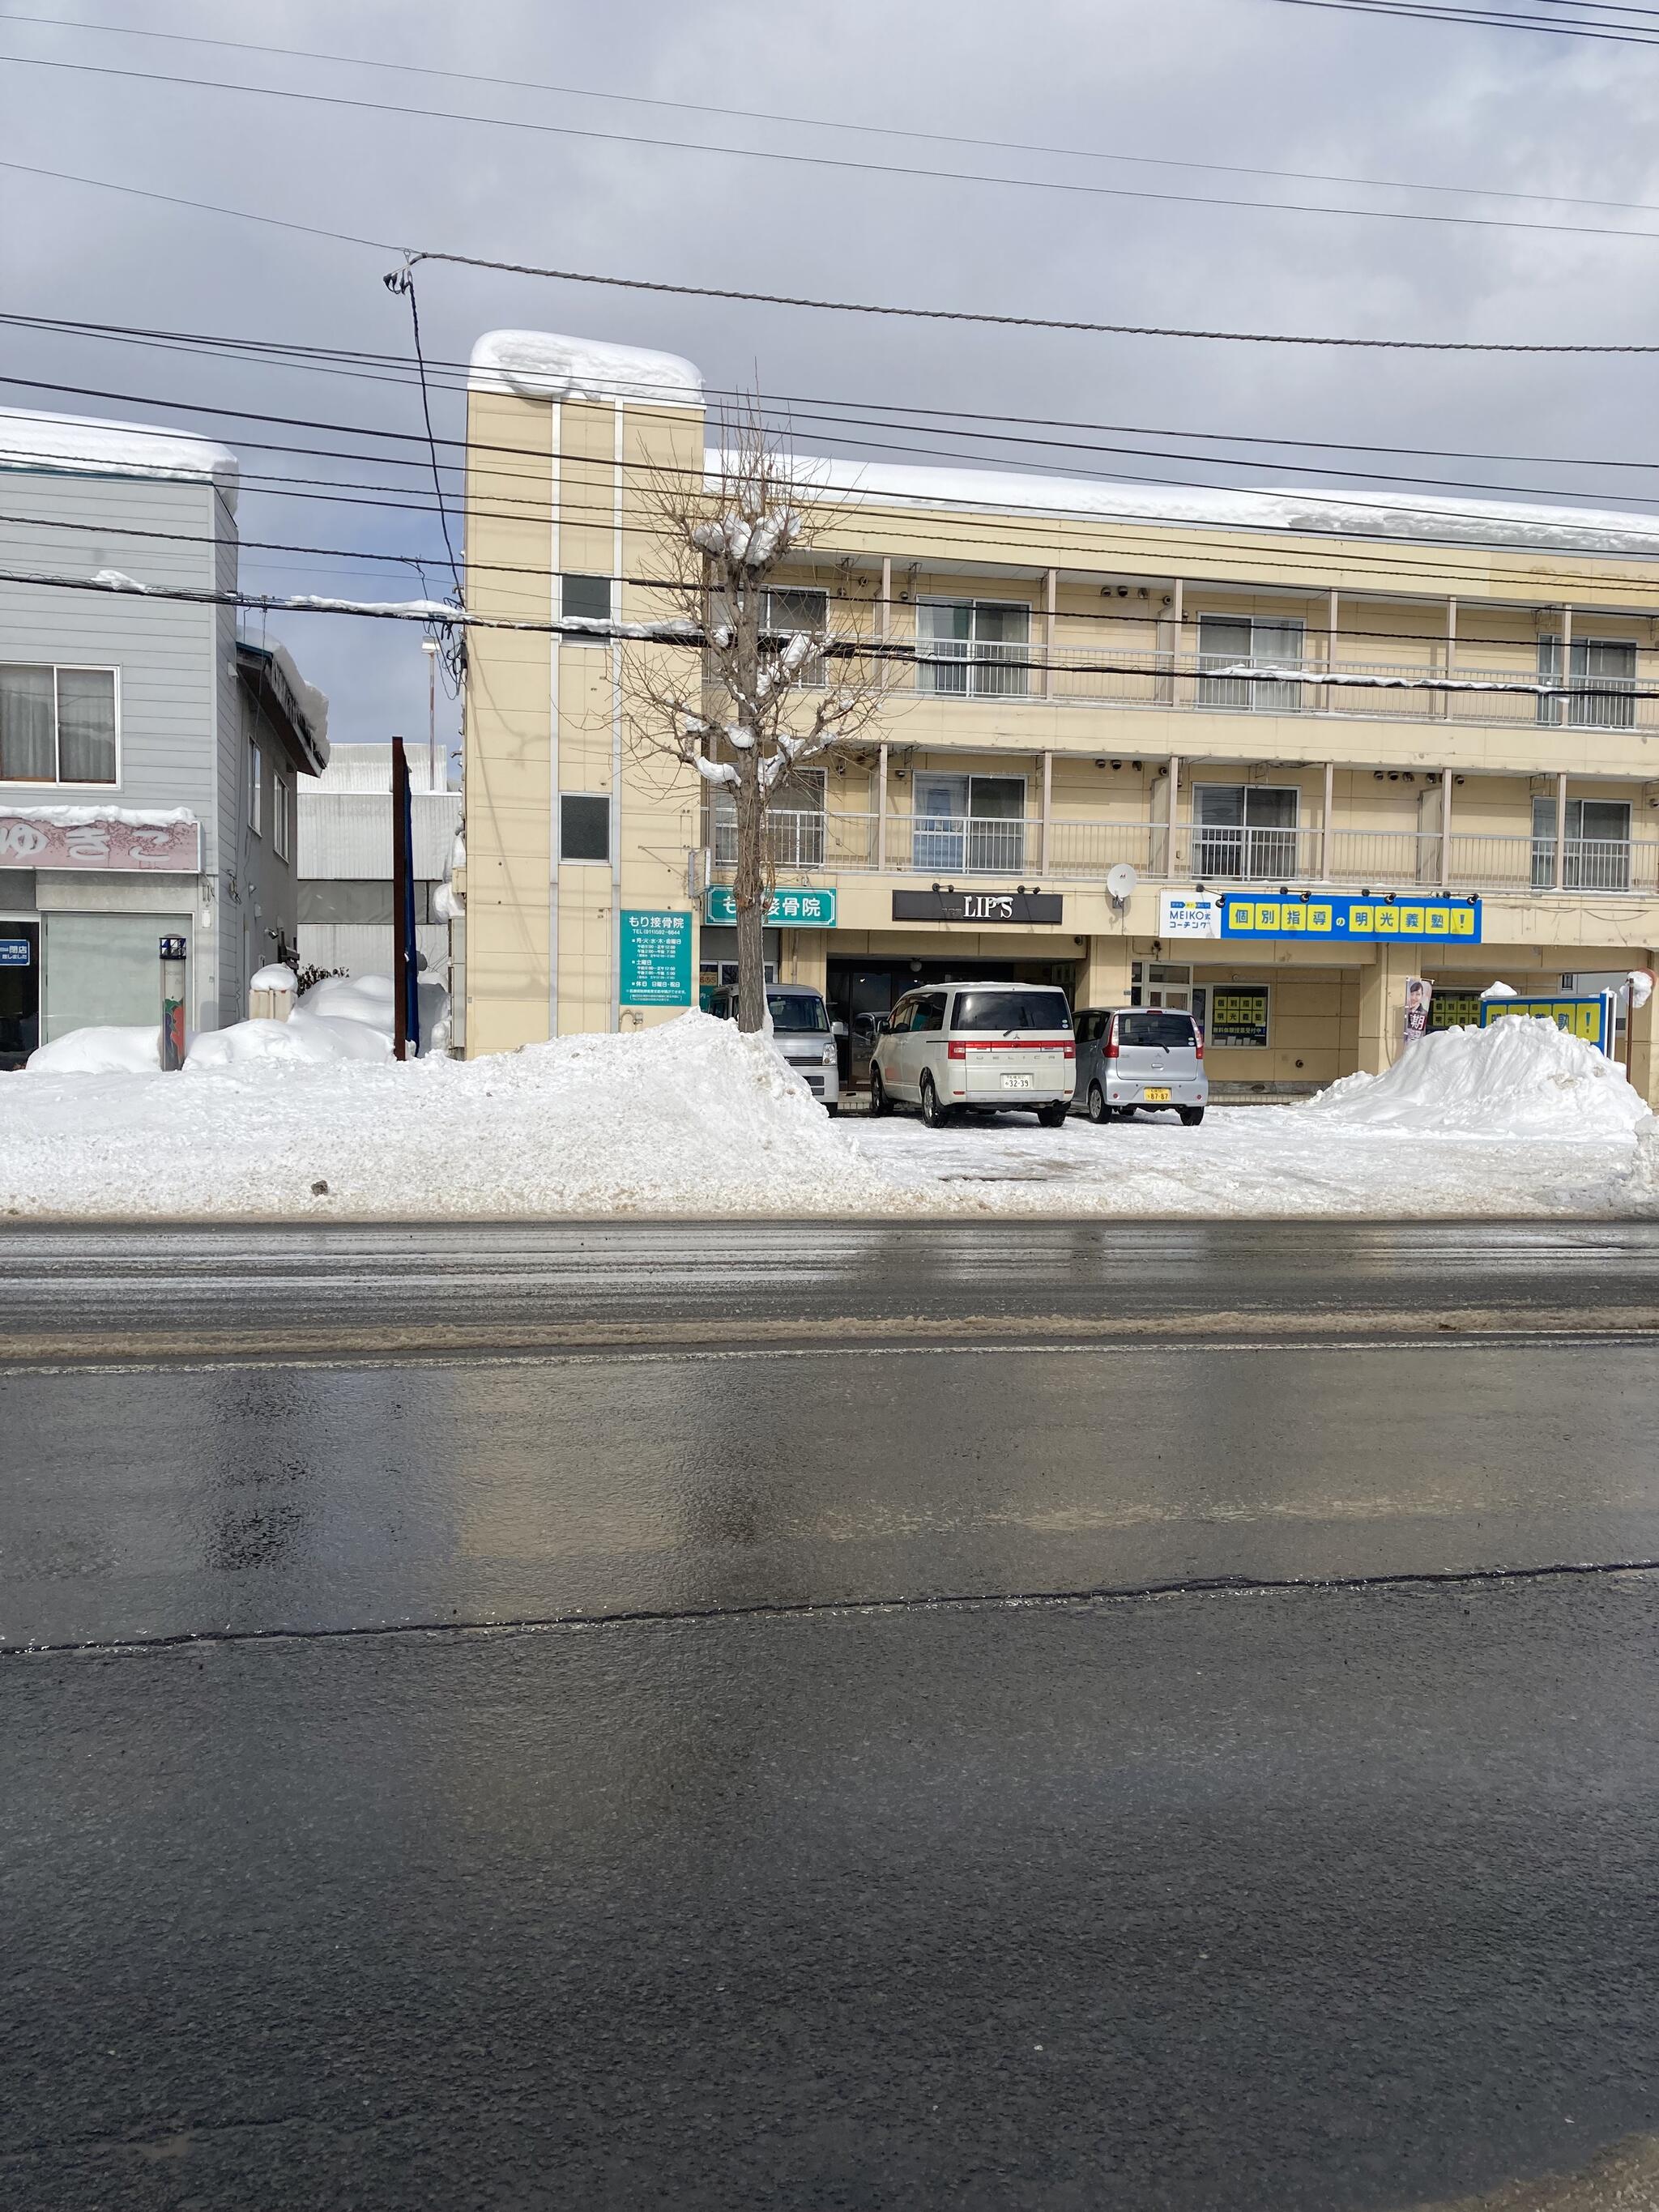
[11,151,1659,356]
[28,359,1659,513]
[24,308,1659,480]
[13,6,1659,221]
[12,565,1658,703]
[1267,0,1659,41]
[14,45,1659,249]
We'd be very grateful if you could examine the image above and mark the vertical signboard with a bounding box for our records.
[621,910,693,1007]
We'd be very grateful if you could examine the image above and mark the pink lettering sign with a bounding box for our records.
[0,814,202,872]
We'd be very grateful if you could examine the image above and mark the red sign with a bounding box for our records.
[0,813,202,871]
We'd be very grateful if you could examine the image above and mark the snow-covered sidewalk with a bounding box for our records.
[2,1009,1654,1223]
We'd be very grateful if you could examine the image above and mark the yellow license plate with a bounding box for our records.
[1142,1086,1172,1102]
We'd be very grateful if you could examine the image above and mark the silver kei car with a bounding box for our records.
[1073,1007,1207,1125]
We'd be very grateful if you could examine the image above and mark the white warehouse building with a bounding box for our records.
[297,742,460,986]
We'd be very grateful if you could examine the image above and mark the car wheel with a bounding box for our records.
[1036,1102,1069,1129]
[823,1102,838,1118]
[869,1068,892,1117]
[919,1072,950,1128]
[1179,1106,1205,1127]
[1087,1081,1108,1124]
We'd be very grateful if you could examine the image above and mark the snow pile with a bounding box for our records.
[0,1012,903,1221]
[24,1025,168,1076]
[267,637,329,749]
[1304,1018,1648,1139]
[249,964,297,996]
[185,1010,389,1070]
[0,406,239,503]
[470,330,703,407]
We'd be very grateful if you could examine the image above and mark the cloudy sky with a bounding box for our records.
[4,0,1659,754]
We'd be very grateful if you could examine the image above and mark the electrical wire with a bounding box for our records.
[13,46,1659,250]
[11,151,1659,355]
[1266,0,1659,41]
[12,6,1659,220]
[7,564,1654,703]
[24,308,1659,482]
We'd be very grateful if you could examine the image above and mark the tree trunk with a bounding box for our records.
[732,769,769,1034]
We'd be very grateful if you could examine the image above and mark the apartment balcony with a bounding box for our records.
[816,639,1650,732]
[708,810,1659,898]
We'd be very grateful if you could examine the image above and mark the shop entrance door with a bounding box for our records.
[0,919,41,1069]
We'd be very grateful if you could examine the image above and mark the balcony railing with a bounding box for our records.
[808,636,1659,731]
[706,810,1659,896]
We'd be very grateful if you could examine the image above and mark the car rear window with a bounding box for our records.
[952,990,1073,1033]
[1117,1012,1196,1049]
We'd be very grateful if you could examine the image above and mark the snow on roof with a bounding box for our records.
[738,448,1659,561]
[470,329,703,408]
[267,637,329,753]
[0,407,239,505]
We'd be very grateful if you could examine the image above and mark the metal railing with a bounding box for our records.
[706,808,1659,896]
[804,633,1659,730]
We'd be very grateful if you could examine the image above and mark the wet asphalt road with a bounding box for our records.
[4,1221,1659,2210]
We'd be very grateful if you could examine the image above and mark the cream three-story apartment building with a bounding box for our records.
[459,328,1659,1102]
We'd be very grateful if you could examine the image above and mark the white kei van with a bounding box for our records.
[869,982,1075,1127]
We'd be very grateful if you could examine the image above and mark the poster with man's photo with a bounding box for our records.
[1403,977,1432,1044]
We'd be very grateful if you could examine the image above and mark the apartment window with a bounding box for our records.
[1193,785,1301,880]
[762,587,828,687]
[247,737,262,836]
[910,772,1026,872]
[714,769,825,869]
[0,664,117,784]
[1530,796,1631,890]
[917,599,1030,697]
[272,773,292,861]
[1537,636,1636,729]
[1196,617,1305,713]
[562,574,612,630]
[560,792,611,863]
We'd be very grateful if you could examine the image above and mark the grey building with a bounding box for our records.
[0,408,326,1068]
[298,743,459,986]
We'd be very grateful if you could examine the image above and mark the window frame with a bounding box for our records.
[272,769,292,862]
[1192,784,1301,880]
[246,735,262,837]
[1537,634,1638,730]
[916,597,1033,698]
[561,573,613,636]
[0,662,121,788]
[1196,615,1307,714]
[559,791,612,865]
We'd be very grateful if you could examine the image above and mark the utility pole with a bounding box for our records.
[391,735,419,1060]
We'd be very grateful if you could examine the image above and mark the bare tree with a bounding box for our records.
[622,403,887,1033]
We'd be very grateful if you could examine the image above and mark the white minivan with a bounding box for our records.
[869,982,1075,1127]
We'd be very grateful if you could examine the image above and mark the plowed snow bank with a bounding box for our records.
[1303,1018,1647,1139]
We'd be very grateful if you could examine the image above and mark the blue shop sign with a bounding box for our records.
[1220,893,1482,944]
[0,938,30,966]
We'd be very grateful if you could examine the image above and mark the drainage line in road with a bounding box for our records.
[6,1554,1657,1660]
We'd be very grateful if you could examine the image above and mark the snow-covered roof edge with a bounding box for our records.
[0,407,238,509]
[726,448,1659,562]
[470,330,703,408]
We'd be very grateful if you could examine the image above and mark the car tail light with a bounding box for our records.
[1105,1021,1120,1062]
[1194,1031,1205,1060]
[947,1041,966,1061]
[1063,1041,1075,1060]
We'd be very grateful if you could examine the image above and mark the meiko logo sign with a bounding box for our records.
[1158,893,1222,938]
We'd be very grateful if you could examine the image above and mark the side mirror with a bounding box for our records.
[832,1021,848,1038]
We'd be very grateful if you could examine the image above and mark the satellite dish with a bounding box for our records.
[1106,863,1140,901]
